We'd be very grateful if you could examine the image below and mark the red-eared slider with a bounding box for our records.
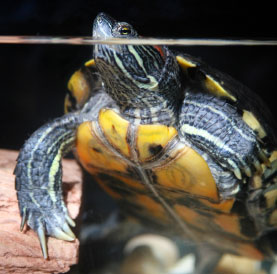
[15,13,277,273]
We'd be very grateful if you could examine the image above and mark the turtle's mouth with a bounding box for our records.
[93,12,115,40]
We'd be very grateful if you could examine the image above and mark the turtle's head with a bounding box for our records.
[93,12,138,42]
[93,13,182,124]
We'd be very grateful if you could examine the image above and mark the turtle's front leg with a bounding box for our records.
[14,113,83,258]
[180,92,268,180]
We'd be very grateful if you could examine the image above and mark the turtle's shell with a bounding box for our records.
[75,106,264,259]
[65,54,277,261]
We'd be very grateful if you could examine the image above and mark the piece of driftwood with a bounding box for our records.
[0,149,82,274]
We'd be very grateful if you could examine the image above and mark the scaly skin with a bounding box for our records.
[179,91,267,180]
[15,92,113,258]
[15,113,83,258]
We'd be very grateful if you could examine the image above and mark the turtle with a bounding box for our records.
[14,12,277,273]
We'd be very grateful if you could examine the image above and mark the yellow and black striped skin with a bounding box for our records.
[15,12,277,268]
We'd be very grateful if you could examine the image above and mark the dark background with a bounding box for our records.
[1,1,277,272]
[1,0,277,150]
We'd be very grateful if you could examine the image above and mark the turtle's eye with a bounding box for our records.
[113,23,137,37]
[119,26,132,35]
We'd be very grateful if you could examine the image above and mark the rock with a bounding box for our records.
[0,149,82,274]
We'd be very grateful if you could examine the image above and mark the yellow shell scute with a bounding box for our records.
[116,174,147,191]
[201,198,235,213]
[76,121,128,174]
[176,55,196,70]
[98,109,131,158]
[136,124,177,162]
[242,110,266,139]
[96,178,123,200]
[213,214,246,238]
[134,194,168,221]
[176,55,237,102]
[84,59,95,67]
[174,204,263,259]
[205,75,237,102]
[175,202,246,239]
[154,143,219,202]
[174,204,201,227]
[66,69,91,112]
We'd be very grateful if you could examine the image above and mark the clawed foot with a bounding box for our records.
[232,147,269,180]
[19,196,76,259]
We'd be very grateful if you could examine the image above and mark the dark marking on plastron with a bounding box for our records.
[174,196,217,217]
[97,173,138,196]
[112,124,117,134]
[148,144,163,156]
[92,147,102,153]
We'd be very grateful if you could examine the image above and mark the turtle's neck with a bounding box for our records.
[118,94,181,126]
[95,44,183,126]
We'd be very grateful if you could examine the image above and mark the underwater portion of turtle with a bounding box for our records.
[14,12,277,273]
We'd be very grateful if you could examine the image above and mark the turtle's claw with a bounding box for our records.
[233,159,262,180]
[34,212,75,259]
[243,166,252,177]
[17,195,76,259]
[254,159,262,173]
[65,215,76,227]
[258,149,269,164]
[233,168,242,180]
[52,226,76,241]
[20,207,27,231]
[62,222,76,239]
[232,144,269,180]
[37,225,48,259]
